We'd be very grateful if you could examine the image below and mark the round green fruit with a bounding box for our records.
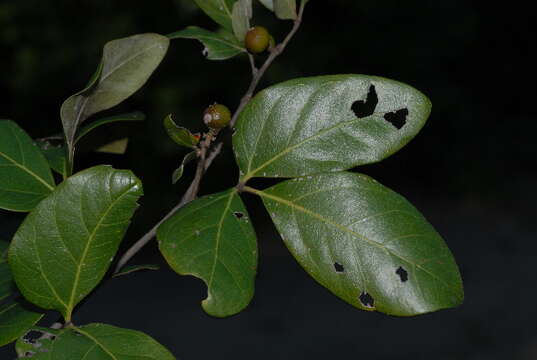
[203,103,231,129]
[245,26,271,54]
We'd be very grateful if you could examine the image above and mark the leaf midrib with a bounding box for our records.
[0,151,54,192]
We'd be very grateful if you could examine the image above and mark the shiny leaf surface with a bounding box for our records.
[168,26,245,60]
[193,0,238,30]
[158,189,257,317]
[0,120,55,212]
[22,323,175,359]
[9,166,143,321]
[233,75,432,180]
[254,172,463,316]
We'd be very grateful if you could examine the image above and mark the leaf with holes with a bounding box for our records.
[60,33,169,155]
[0,121,55,212]
[232,0,252,42]
[18,323,175,359]
[158,189,257,317]
[168,26,246,60]
[253,172,463,316]
[193,0,239,31]
[75,112,145,144]
[274,0,297,20]
[233,75,432,180]
[8,165,143,321]
[0,300,44,347]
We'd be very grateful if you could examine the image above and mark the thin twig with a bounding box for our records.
[114,4,307,274]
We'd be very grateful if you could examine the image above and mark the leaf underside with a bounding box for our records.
[21,323,175,359]
[258,172,463,316]
[8,165,143,320]
[158,188,258,317]
[233,74,432,180]
[0,120,55,212]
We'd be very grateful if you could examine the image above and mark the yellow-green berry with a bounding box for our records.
[203,103,231,129]
[245,26,271,54]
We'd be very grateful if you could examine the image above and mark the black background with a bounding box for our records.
[1,1,536,359]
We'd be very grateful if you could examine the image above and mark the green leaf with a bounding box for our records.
[172,151,197,184]
[40,146,67,179]
[168,26,246,60]
[9,165,143,321]
[258,0,274,11]
[113,264,160,278]
[231,0,252,42]
[15,326,60,357]
[75,112,145,144]
[252,172,463,316]
[158,189,257,317]
[0,301,44,347]
[20,323,175,359]
[60,34,169,158]
[163,114,200,148]
[0,120,55,212]
[274,0,297,19]
[233,75,432,180]
[95,138,129,154]
[193,0,238,31]
[0,240,13,301]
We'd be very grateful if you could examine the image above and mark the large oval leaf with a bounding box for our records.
[158,189,257,317]
[252,172,463,316]
[60,33,169,151]
[21,323,175,359]
[8,165,143,321]
[0,120,55,212]
[193,0,238,31]
[233,75,432,180]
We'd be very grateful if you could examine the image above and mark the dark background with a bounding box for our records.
[1,1,536,359]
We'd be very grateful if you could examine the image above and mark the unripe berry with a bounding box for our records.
[203,103,231,129]
[245,26,271,54]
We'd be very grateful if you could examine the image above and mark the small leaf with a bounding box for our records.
[60,34,169,155]
[95,138,129,154]
[172,151,197,184]
[258,0,274,11]
[193,0,239,31]
[113,264,160,278]
[40,146,67,179]
[163,114,201,148]
[75,112,145,144]
[0,120,55,212]
[19,323,175,359]
[254,172,463,316]
[0,301,44,347]
[158,189,258,317]
[168,26,246,60]
[232,0,252,42]
[274,0,297,19]
[9,165,143,321]
[233,75,432,180]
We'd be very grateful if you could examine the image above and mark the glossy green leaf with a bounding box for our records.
[0,240,12,301]
[0,301,44,347]
[163,114,200,148]
[258,0,274,11]
[19,323,175,359]
[60,34,169,156]
[158,189,257,317]
[193,0,238,30]
[95,138,129,154]
[75,112,145,144]
[9,165,143,321]
[15,326,60,357]
[232,0,252,42]
[274,0,297,19]
[168,26,246,60]
[0,120,55,212]
[233,75,432,180]
[40,147,67,179]
[113,264,160,278]
[172,151,197,184]
[254,172,463,316]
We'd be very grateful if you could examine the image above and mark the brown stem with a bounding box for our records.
[113,4,307,274]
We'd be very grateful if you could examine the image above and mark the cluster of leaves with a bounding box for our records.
[0,0,463,358]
